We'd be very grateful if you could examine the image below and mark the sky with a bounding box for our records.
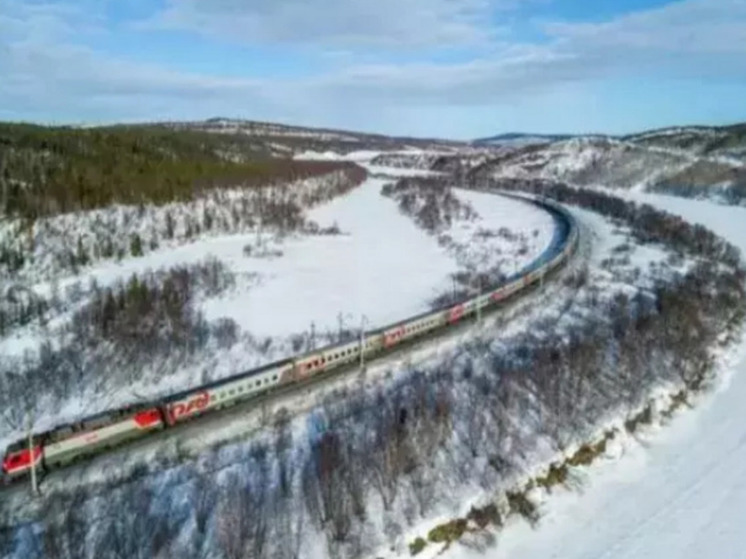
[1,0,745,139]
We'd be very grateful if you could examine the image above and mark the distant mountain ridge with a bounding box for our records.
[160,117,469,154]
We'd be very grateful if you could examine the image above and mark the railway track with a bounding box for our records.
[1,193,579,501]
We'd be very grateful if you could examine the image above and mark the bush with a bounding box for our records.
[130,233,143,257]
[467,504,501,528]
[535,463,568,489]
[428,519,468,543]
[625,406,653,433]
[409,537,427,556]
[506,491,539,525]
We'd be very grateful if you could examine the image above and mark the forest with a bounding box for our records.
[0,123,358,220]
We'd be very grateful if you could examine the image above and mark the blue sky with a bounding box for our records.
[1,0,745,139]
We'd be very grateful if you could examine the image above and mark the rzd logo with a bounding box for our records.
[168,391,210,423]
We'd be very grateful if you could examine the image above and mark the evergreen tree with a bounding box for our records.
[130,233,143,257]
[76,237,89,267]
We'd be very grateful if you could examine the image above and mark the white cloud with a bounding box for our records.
[548,0,746,82]
[545,0,746,55]
[143,0,497,49]
[1,0,745,132]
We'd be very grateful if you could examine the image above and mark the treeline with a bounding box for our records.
[0,122,363,219]
[381,178,476,233]
[0,164,366,282]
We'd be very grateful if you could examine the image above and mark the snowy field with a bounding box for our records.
[202,180,553,338]
[432,192,746,559]
[295,147,446,177]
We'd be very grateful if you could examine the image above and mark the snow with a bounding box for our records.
[203,177,470,337]
[2,175,690,559]
[366,165,442,177]
[485,135,744,195]
[0,167,556,453]
[438,192,746,559]
[2,178,553,346]
[294,150,344,161]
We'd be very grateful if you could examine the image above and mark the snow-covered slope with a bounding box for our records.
[443,193,746,559]
[623,124,746,162]
[161,118,467,156]
[474,135,746,200]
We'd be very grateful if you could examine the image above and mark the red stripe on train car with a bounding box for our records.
[384,326,405,347]
[166,391,210,424]
[449,305,465,323]
[134,409,163,429]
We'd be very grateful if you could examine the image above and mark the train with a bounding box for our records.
[2,194,578,483]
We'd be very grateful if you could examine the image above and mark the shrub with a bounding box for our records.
[535,463,568,489]
[130,233,143,257]
[625,405,653,433]
[506,491,539,525]
[409,537,427,556]
[428,518,468,543]
[467,503,502,528]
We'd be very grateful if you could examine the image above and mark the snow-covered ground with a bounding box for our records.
[202,180,553,338]
[437,192,746,559]
[0,163,555,452]
[0,179,657,522]
[0,179,554,355]
[2,175,699,559]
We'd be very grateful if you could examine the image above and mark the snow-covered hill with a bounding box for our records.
[159,118,468,156]
[472,134,746,202]
[623,123,746,161]
[443,192,746,559]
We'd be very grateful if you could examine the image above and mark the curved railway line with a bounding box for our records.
[1,192,579,492]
